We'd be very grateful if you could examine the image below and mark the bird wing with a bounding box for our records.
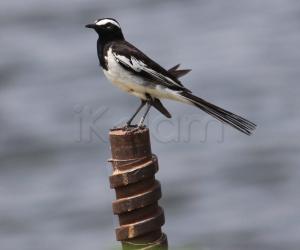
[111,41,191,92]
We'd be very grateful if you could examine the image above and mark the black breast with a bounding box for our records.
[97,39,111,70]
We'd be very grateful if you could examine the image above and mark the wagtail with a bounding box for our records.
[85,18,256,135]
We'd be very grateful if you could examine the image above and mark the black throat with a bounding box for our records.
[97,38,107,70]
[96,31,124,70]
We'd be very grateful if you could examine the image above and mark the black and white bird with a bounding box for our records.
[85,18,256,135]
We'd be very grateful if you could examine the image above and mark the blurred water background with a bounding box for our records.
[1,0,300,249]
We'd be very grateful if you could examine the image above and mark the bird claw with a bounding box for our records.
[119,122,146,133]
[121,123,138,131]
[131,124,146,133]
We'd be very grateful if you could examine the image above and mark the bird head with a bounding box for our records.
[85,18,124,42]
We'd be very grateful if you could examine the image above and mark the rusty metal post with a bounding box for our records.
[108,126,168,250]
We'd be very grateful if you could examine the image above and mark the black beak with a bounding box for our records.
[85,23,96,29]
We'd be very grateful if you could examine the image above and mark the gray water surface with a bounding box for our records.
[1,1,300,249]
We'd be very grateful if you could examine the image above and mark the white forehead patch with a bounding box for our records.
[95,19,120,28]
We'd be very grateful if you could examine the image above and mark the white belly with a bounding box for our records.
[103,68,148,99]
[103,48,187,103]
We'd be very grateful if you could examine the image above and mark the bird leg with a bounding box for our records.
[126,100,146,126]
[138,102,151,127]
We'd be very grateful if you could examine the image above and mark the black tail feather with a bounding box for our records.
[168,64,191,78]
[168,64,181,71]
[151,98,172,118]
[180,92,256,135]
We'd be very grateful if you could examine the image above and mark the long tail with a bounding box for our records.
[179,92,256,135]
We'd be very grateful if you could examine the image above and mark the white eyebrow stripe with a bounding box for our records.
[95,19,120,27]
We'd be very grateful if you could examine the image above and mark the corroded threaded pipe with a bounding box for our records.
[109,127,168,250]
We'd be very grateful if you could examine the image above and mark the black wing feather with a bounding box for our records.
[111,41,191,92]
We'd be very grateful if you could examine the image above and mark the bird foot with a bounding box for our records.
[120,123,146,133]
[121,123,137,130]
[130,124,146,133]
